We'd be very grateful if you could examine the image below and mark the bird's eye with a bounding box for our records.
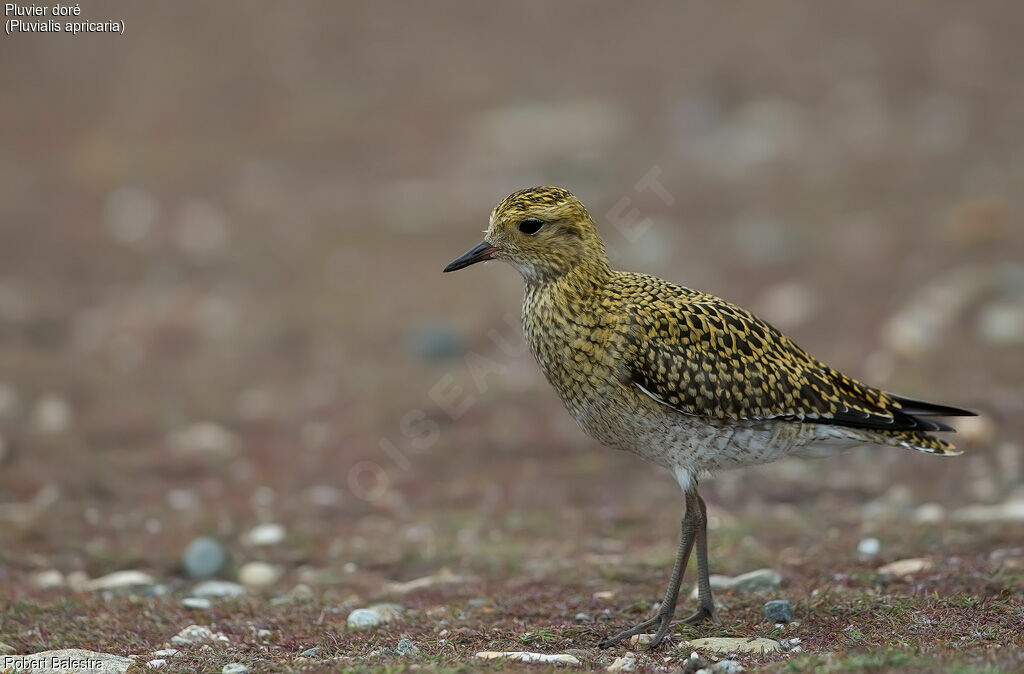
[518,218,545,235]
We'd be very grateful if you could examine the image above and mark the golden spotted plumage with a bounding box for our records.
[445,185,976,648]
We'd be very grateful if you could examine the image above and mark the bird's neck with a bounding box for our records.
[525,254,613,309]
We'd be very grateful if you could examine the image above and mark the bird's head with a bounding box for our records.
[444,186,608,284]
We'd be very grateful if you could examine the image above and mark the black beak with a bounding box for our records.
[443,240,498,272]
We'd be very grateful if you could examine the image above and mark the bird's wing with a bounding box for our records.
[621,287,950,432]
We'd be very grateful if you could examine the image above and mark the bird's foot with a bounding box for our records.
[598,609,675,650]
[680,601,720,625]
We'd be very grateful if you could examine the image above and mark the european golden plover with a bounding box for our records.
[444,186,974,649]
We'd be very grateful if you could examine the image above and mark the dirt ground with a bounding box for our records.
[1,2,1023,672]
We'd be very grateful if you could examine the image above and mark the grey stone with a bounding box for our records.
[192,580,245,598]
[8,649,132,673]
[710,661,745,674]
[764,599,793,623]
[170,624,229,646]
[184,537,227,579]
[299,647,323,658]
[395,638,419,656]
[573,612,591,622]
[407,325,466,361]
[684,637,781,655]
[857,537,880,558]
[699,568,781,596]
[84,570,155,592]
[222,665,248,674]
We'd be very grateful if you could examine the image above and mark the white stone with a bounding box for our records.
[31,395,73,434]
[150,649,178,658]
[84,570,155,591]
[857,537,881,558]
[877,558,933,577]
[169,422,241,459]
[913,503,946,523]
[222,664,248,674]
[347,608,382,630]
[475,651,581,665]
[192,580,245,598]
[182,597,212,609]
[146,660,167,669]
[692,568,780,597]
[384,568,472,594]
[31,569,65,589]
[12,649,132,673]
[238,561,280,588]
[684,637,781,655]
[170,624,230,646]
[608,653,636,671]
[245,523,285,546]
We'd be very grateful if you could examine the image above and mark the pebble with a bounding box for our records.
[764,599,793,623]
[877,558,933,577]
[692,568,780,598]
[779,637,801,651]
[150,649,178,658]
[593,590,616,600]
[13,649,132,674]
[573,612,591,622]
[169,422,241,459]
[299,647,323,658]
[271,583,315,605]
[607,653,636,671]
[238,561,281,588]
[183,537,228,579]
[395,638,420,656]
[192,580,245,598]
[245,523,286,546]
[31,394,73,434]
[170,624,230,646]
[31,569,65,589]
[710,661,745,674]
[407,325,467,361]
[629,633,654,647]
[182,597,212,610]
[84,570,155,592]
[222,665,248,674]
[475,651,581,665]
[684,637,781,655]
[857,537,881,558]
[977,301,1024,346]
[347,608,382,630]
[913,503,946,523]
[146,659,167,669]
[952,498,1024,523]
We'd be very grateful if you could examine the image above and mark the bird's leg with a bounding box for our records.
[680,491,719,625]
[598,490,701,650]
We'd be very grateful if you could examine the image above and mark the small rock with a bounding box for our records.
[629,633,654,647]
[475,651,581,665]
[574,612,591,622]
[407,325,467,361]
[857,537,881,558]
[146,659,167,669]
[31,569,64,589]
[764,599,793,623]
[299,647,323,658]
[183,537,227,579]
[84,570,155,592]
[913,503,946,523]
[238,561,280,588]
[395,638,420,656]
[169,422,241,460]
[222,664,248,674]
[977,302,1024,346]
[607,653,636,671]
[257,629,273,642]
[150,649,178,658]
[244,523,286,546]
[593,590,616,600]
[682,651,709,673]
[710,661,745,674]
[170,624,229,646]
[192,580,245,598]
[684,637,781,655]
[467,598,487,607]
[14,649,132,673]
[182,597,212,610]
[878,558,933,577]
[347,608,382,630]
[31,394,73,434]
[271,583,315,605]
[693,568,780,598]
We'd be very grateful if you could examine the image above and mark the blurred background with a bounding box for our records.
[0,0,1022,620]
